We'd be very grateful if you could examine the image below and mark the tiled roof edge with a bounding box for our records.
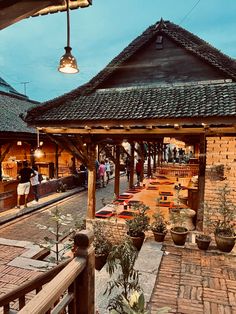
[0,91,39,104]
[26,19,236,121]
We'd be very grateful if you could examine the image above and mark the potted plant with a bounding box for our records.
[151,198,168,242]
[92,220,112,270]
[169,183,188,246]
[213,184,236,253]
[126,204,150,250]
[195,202,212,250]
[104,239,171,314]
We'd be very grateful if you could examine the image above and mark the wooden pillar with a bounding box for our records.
[196,134,206,230]
[153,143,156,173]
[74,230,95,314]
[147,142,151,177]
[0,146,2,181]
[129,142,135,188]
[55,144,59,179]
[114,145,120,197]
[87,143,96,219]
[157,143,162,167]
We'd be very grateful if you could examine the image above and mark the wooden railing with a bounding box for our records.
[0,230,94,314]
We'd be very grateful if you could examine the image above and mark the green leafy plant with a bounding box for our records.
[126,204,150,237]
[92,220,112,255]
[213,184,236,237]
[110,290,171,313]
[36,207,85,264]
[104,239,140,313]
[151,199,167,234]
[36,207,74,264]
[196,202,212,241]
[105,240,171,314]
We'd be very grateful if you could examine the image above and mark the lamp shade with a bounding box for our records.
[34,147,43,158]
[58,46,79,74]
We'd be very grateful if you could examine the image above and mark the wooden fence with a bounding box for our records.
[0,230,94,314]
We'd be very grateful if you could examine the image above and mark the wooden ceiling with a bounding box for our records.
[0,0,91,30]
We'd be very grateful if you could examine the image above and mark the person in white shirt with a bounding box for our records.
[30,165,40,204]
[105,159,111,185]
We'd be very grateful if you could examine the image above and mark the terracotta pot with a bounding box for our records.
[170,227,188,246]
[215,233,236,253]
[153,231,166,242]
[95,253,108,271]
[196,235,211,250]
[127,232,145,251]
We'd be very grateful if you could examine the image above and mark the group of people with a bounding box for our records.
[96,159,111,188]
[16,161,41,209]
[125,157,143,185]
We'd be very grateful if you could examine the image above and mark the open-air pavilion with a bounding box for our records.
[25,19,236,229]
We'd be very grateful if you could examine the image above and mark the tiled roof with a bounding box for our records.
[0,92,38,133]
[26,19,236,122]
[26,82,236,124]
[0,77,27,98]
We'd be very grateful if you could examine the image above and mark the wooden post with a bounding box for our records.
[114,145,120,197]
[129,142,134,188]
[153,143,156,173]
[0,145,2,181]
[196,134,206,230]
[55,144,59,179]
[73,230,95,314]
[87,143,96,219]
[147,142,151,177]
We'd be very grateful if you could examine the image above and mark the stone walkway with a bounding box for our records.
[149,236,236,314]
[0,174,236,313]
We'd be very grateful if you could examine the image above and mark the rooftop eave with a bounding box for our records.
[0,0,92,30]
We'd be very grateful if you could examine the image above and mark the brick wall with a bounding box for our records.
[204,136,236,231]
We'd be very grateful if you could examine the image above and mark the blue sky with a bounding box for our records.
[0,0,236,102]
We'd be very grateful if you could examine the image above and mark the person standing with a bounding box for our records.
[105,159,111,185]
[30,165,40,204]
[135,159,143,185]
[125,157,131,182]
[98,160,106,187]
[16,161,35,208]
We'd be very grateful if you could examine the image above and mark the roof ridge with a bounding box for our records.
[25,19,236,121]
[97,79,234,93]
[0,91,39,103]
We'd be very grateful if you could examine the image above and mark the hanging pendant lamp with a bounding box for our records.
[58,0,79,74]
[34,129,43,158]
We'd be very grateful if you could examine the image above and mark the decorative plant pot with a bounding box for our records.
[215,233,236,253]
[127,232,145,251]
[196,235,211,250]
[153,231,167,242]
[95,253,108,271]
[170,227,188,246]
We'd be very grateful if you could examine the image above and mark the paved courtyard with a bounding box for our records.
[149,237,236,314]
[0,175,236,313]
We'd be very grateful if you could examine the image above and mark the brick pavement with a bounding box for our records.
[0,175,236,314]
[149,237,236,314]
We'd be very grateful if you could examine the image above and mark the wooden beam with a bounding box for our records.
[87,143,96,219]
[129,143,135,188]
[114,145,120,197]
[196,134,206,230]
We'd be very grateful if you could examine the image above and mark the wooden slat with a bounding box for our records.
[18,257,86,314]
[51,293,74,314]
[0,259,72,308]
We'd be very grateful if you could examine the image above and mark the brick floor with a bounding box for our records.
[149,241,236,314]
[0,175,236,314]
